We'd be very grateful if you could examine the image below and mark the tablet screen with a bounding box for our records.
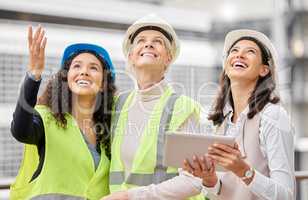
[163,132,236,171]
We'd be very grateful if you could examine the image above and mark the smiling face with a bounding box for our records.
[128,30,172,73]
[67,52,104,97]
[225,39,269,83]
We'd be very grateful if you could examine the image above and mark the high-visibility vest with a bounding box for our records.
[110,87,205,200]
[10,105,110,200]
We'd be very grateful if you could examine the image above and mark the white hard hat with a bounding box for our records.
[223,29,279,74]
[122,14,180,63]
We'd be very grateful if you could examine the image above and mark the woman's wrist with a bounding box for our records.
[27,70,42,81]
[201,179,222,196]
[242,167,255,185]
[234,163,250,178]
[202,176,218,188]
[234,163,255,185]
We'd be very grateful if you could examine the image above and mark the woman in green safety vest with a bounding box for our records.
[10,25,116,200]
[101,14,208,200]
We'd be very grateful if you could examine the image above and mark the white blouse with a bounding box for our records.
[203,103,296,200]
[127,103,295,200]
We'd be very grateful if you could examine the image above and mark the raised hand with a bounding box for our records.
[183,155,218,187]
[27,25,47,80]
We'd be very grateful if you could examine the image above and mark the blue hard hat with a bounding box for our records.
[61,43,116,80]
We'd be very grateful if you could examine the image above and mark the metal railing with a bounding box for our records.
[0,178,14,190]
[295,171,308,181]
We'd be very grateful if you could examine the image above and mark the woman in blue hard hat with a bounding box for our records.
[10,25,116,200]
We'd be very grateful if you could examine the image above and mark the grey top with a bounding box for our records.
[81,131,100,170]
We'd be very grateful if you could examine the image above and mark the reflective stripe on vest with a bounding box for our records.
[111,92,130,142]
[109,92,179,186]
[109,171,178,186]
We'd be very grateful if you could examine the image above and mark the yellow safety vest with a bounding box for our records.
[110,87,205,200]
[10,105,110,200]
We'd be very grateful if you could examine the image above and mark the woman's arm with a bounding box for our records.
[129,170,202,200]
[102,170,202,200]
[247,105,295,200]
[10,26,47,145]
[11,73,44,144]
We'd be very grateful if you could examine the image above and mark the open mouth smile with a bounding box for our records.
[140,52,158,58]
[76,79,92,87]
[231,61,248,69]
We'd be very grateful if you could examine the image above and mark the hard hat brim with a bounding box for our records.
[223,29,278,71]
[61,43,115,80]
[122,15,180,63]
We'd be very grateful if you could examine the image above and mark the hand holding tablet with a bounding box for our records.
[163,132,236,171]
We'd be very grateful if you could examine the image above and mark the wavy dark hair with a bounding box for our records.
[38,50,116,158]
[208,37,280,126]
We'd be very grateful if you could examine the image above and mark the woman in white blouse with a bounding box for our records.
[184,29,295,200]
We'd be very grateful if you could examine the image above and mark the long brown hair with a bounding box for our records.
[38,51,116,158]
[208,37,280,126]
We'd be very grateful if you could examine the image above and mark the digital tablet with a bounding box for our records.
[163,132,236,171]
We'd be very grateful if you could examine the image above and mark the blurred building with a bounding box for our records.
[0,0,307,199]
